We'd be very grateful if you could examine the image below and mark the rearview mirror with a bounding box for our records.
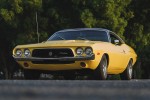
[114,40,119,45]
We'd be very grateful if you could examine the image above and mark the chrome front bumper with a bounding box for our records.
[13,54,95,61]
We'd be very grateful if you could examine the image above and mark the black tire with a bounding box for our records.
[120,60,133,80]
[24,70,41,80]
[93,55,108,80]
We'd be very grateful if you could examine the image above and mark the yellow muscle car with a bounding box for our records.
[13,28,137,80]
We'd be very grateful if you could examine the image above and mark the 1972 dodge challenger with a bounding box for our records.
[13,28,137,80]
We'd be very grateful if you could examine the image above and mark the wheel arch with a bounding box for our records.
[130,58,133,62]
[129,58,133,65]
[103,53,109,68]
[94,53,109,70]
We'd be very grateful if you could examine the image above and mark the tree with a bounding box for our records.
[125,0,150,78]
[0,0,44,79]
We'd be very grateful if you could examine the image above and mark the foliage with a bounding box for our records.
[125,0,150,78]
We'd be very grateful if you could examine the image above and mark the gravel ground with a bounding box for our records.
[0,80,150,100]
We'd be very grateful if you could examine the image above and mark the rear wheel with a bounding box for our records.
[93,55,108,80]
[24,70,41,80]
[120,60,133,80]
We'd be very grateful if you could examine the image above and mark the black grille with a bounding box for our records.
[31,48,74,64]
[32,48,74,58]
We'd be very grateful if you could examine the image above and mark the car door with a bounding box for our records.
[107,32,127,72]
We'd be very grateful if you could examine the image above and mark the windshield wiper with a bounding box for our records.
[77,37,89,40]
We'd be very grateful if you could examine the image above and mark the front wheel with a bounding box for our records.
[120,60,133,80]
[93,55,108,80]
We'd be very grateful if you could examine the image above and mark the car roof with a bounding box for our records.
[56,28,125,44]
[57,28,111,33]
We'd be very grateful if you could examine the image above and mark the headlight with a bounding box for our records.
[24,49,31,57]
[15,49,22,57]
[76,47,84,55]
[85,47,93,55]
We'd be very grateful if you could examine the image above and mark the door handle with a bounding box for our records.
[122,50,126,53]
[121,50,126,53]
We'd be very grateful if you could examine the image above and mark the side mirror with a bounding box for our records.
[114,40,120,45]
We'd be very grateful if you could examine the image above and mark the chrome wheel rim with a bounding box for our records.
[128,63,132,79]
[102,61,107,78]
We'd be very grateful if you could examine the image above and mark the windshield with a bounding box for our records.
[48,30,109,42]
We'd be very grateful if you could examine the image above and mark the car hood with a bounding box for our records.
[15,40,102,48]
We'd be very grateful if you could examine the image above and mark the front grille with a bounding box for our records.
[31,48,74,64]
[32,48,74,58]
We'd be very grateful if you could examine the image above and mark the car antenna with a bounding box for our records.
[36,12,40,43]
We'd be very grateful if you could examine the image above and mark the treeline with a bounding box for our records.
[0,0,150,79]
